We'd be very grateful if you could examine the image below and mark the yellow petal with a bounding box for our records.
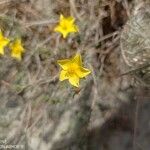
[54,25,69,38]
[74,25,79,32]
[54,14,78,38]
[11,53,22,60]
[10,39,24,52]
[67,24,78,33]
[2,39,10,47]
[61,30,69,38]
[76,67,91,78]
[59,70,68,81]
[0,32,10,55]
[0,47,4,55]
[16,39,24,52]
[74,26,79,32]
[72,53,82,66]
[54,25,62,32]
[60,14,75,24]
[0,31,10,49]
[68,74,79,87]
[0,30,4,39]
[60,14,64,21]
[10,38,24,60]
[66,16,75,24]
[57,59,70,70]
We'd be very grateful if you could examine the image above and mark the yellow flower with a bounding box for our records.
[57,53,91,87]
[10,38,24,60]
[54,14,79,38]
[0,30,10,55]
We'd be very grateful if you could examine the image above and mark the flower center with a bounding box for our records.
[12,47,20,54]
[61,20,70,31]
[67,63,79,75]
[62,24,68,30]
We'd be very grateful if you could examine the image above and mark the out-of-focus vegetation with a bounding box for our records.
[0,0,149,150]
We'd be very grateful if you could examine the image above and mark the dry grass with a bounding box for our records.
[0,0,149,150]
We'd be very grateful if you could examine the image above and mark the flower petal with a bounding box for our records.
[72,53,82,66]
[0,33,10,46]
[57,59,70,70]
[60,14,75,24]
[67,24,79,33]
[74,25,79,32]
[11,53,22,60]
[76,67,91,78]
[54,25,62,32]
[16,39,24,52]
[60,14,64,21]
[59,70,68,81]
[0,47,4,55]
[68,74,79,87]
[66,16,75,24]
[10,38,24,60]
[1,39,9,47]
[54,14,78,38]
[54,25,69,38]
[61,30,69,38]
[0,30,3,39]
[0,31,10,55]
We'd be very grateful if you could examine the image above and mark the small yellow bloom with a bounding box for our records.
[54,14,79,38]
[0,30,10,55]
[57,53,91,87]
[10,38,24,60]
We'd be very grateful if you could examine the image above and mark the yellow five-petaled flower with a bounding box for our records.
[54,14,79,38]
[57,53,91,87]
[0,30,10,55]
[9,38,24,60]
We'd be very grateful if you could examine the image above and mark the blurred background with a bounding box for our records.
[0,0,149,150]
